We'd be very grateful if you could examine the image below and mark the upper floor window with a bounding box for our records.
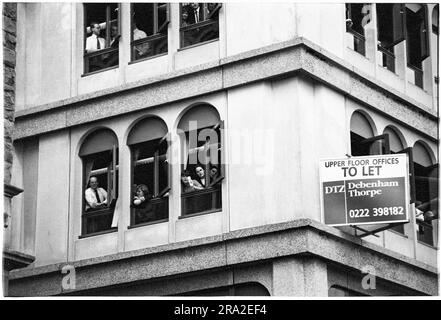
[405,4,429,88]
[128,117,170,227]
[350,111,389,156]
[84,3,120,74]
[346,3,371,56]
[180,3,221,48]
[413,141,438,246]
[178,104,224,216]
[79,129,119,236]
[131,3,169,62]
[376,4,405,73]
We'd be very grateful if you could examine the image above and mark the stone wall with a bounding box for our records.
[3,2,17,185]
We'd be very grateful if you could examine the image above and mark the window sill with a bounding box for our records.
[128,52,168,65]
[179,209,221,220]
[416,240,438,250]
[387,229,408,238]
[178,38,219,52]
[128,218,169,229]
[81,65,119,78]
[79,227,117,239]
[346,47,367,59]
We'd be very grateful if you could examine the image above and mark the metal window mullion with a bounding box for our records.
[105,5,111,47]
[154,149,159,197]
[153,3,158,35]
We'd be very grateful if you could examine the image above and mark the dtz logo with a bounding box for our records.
[324,185,345,194]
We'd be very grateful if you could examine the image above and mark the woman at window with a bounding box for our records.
[194,165,206,187]
[133,184,153,223]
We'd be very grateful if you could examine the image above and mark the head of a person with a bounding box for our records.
[191,3,199,10]
[181,170,191,185]
[207,3,216,12]
[90,22,101,36]
[135,184,148,197]
[111,25,118,38]
[182,8,189,21]
[195,166,205,178]
[210,166,218,178]
[89,176,99,190]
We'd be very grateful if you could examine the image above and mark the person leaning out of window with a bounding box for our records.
[133,184,154,223]
[85,176,108,211]
[181,170,203,193]
[86,22,105,53]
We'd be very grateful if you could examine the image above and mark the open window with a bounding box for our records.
[350,111,389,156]
[178,105,224,216]
[79,129,119,237]
[180,3,221,48]
[346,3,371,56]
[413,142,438,246]
[131,3,169,62]
[405,4,429,88]
[376,4,405,73]
[84,3,120,74]
[128,117,170,227]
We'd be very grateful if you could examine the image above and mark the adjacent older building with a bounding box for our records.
[4,3,439,296]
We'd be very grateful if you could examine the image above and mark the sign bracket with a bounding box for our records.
[350,222,407,238]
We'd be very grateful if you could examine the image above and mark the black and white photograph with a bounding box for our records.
[2,0,440,306]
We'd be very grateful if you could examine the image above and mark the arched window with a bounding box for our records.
[79,128,119,236]
[127,117,170,226]
[413,141,438,246]
[383,126,404,153]
[350,111,389,156]
[383,126,407,234]
[178,104,224,216]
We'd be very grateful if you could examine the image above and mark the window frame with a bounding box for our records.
[130,3,170,63]
[180,119,224,217]
[83,3,121,75]
[179,3,221,49]
[404,4,430,71]
[129,132,170,227]
[80,143,119,237]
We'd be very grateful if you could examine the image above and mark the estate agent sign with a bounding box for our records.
[320,154,409,227]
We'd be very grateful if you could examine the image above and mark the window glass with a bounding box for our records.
[180,3,221,48]
[413,142,438,246]
[84,3,119,74]
[131,3,169,61]
[376,4,405,73]
[346,3,371,56]
[405,3,429,88]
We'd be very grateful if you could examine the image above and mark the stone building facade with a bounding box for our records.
[4,3,439,296]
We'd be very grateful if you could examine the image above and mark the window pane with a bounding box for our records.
[131,138,169,225]
[82,150,115,235]
[132,3,168,61]
[133,3,154,36]
[158,139,169,195]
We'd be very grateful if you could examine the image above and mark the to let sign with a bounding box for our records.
[320,154,409,227]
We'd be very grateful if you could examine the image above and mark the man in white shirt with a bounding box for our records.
[85,176,108,211]
[133,23,152,59]
[85,22,105,53]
